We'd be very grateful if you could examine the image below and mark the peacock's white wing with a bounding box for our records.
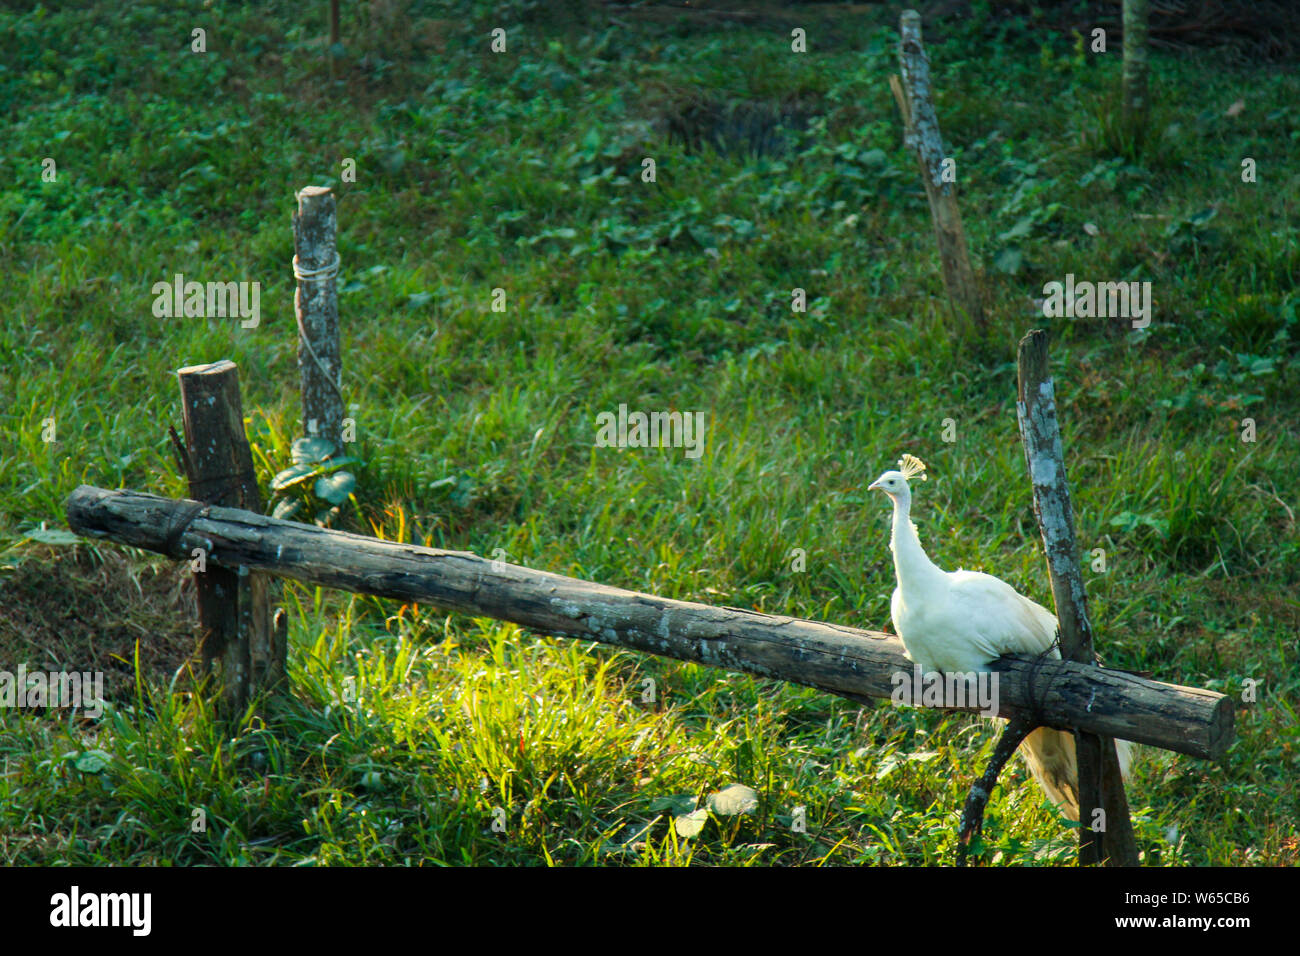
[945,570,1060,661]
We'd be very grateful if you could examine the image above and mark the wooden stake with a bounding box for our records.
[293,186,343,452]
[893,10,984,331]
[176,360,282,712]
[1016,330,1139,866]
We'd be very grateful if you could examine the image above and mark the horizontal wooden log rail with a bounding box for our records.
[65,484,1233,760]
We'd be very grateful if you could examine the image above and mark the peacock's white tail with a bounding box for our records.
[1020,728,1135,821]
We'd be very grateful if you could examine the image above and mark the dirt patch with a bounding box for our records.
[0,547,198,706]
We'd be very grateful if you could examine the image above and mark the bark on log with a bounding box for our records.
[1017,329,1139,867]
[65,485,1233,761]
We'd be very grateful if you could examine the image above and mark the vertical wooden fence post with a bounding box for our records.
[293,185,343,451]
[176,360,284,712]
[890,10,984,333]
[1016,330,1138,866]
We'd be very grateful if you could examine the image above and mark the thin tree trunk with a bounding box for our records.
[1122,0,1151,148]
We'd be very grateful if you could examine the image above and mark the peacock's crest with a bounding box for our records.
[898,454,928,482]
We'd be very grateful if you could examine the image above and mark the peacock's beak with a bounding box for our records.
[867,479,882,492]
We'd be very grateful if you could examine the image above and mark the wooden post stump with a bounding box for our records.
[293,185,343,451]
[174,360,284,712]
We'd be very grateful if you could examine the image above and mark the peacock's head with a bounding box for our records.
[868,454,927,501]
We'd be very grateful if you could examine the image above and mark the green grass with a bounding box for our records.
[0,1,1296,866]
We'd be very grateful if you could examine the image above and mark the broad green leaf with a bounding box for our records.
[271,462,319,491]
[674,808,708,838]
[649,794,697,816]
[291,436,336,464]
[997,215,1036,242]
[74,750,113,773]
[314,471,356,505]
[707,783,759,816]
[315,455,358,473]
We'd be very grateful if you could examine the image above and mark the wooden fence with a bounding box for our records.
[64,483,1232,764]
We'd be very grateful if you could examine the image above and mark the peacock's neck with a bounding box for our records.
[890,494,945,593]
